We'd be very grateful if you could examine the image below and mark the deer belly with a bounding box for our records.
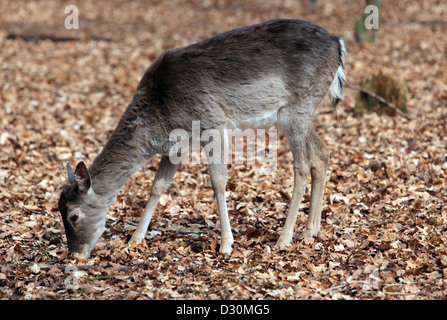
[233,109,278,130]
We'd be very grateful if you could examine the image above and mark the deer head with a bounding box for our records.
[58,161,107,258]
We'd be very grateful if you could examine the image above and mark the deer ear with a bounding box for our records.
[74,161,92,193]
[66,161,76,184]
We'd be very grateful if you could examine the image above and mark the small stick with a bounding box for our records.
[35,240,67,265]
[36,241,51,261]
[346,83,412,120]
[48,264,135,272]
[7,263,134,272]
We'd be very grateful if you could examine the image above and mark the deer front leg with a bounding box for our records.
[130,156,179,244]
[208,162,233,254]
[202,129,233,254]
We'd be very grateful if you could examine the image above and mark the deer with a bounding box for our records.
[58,19,346,259]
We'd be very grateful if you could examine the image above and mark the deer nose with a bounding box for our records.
[71,244,91,260]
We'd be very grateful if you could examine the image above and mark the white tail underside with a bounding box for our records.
[329,39,346,103]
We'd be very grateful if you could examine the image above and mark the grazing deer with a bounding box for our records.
[58,19,346,258]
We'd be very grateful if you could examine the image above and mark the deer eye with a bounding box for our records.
[70,213,79,223]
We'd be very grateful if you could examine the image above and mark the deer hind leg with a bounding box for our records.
[276,109,330,249]
[303,127,330,239]
[130,156,179,244]
[275,108,312,250]
[276,126,309,250]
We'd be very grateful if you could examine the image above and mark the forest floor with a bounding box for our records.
[0,0,446,300]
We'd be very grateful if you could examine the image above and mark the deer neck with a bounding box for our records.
[88,146,145,204]
[88,116,156,203]
[87,94,172,203]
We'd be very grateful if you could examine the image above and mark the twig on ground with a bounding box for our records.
[7,263,135,272]
[346,83,413,120]
[35,241,51,261]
